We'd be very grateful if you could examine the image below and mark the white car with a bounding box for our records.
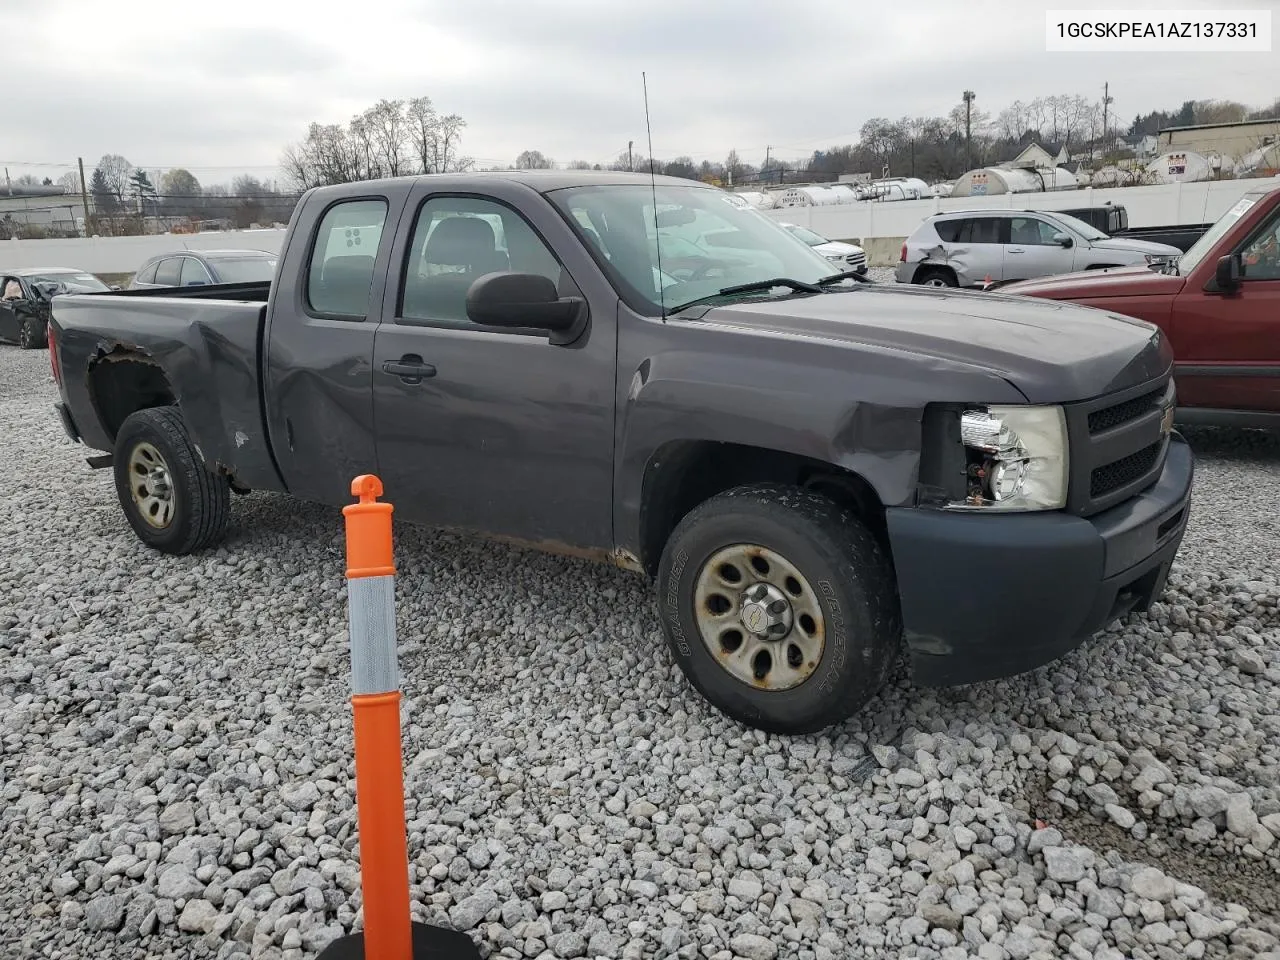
[779,222,868,275]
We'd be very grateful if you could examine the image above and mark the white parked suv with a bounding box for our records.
[780,222,868,275]
[895,208,1181,288]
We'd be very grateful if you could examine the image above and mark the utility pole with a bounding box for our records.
[628,141,634,172]
[1101,82,1114,153]
[3,167,10,196]
[764,145,771,183]
[77,157,93,237]
[963,90,976,170]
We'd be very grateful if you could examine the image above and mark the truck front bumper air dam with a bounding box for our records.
[886,433,1194,687]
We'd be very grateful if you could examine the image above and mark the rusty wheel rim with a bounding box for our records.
[692,543,826,691]
[128,441,175,529]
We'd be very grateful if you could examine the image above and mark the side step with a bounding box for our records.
[86,454,113,469]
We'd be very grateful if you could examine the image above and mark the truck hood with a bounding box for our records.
[1088,236,1184,256]
[999,265,1187,300]
[694,284,1170,403]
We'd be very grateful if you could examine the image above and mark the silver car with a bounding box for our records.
[895,209,1182,288]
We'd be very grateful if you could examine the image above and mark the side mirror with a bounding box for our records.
[1053,233,1073,248]
[109,284,122,291]
[466,272,586,345]
[1214,254,1242,292]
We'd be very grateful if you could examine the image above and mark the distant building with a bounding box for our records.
[0,185,88,234]
[1156,118,1280,162]
[1009,141,1070,168]
[1115,134,1158,159]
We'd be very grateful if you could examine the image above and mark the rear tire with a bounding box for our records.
[656,483,902,735]
[18,317,46,350]
[915,267,957,288]
[113,406,231,555]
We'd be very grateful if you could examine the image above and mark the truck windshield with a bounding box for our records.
[1178,193,1262,274]
[546,183,839,315]
[32,272,110,293]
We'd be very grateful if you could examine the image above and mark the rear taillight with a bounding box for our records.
[899,242,907,262]
[48,324,61,387]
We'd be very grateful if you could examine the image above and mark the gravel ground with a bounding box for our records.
[2,339,1278,960]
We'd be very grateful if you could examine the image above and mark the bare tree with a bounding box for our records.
[95,154,133,203]
[367,99,409,177]
[57,171,82,195]
[516,150,553,169]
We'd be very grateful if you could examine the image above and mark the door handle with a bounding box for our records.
[1008,247,1025,254]
[382,356,437,382]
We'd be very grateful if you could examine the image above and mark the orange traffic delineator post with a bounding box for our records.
[317,475,480,960]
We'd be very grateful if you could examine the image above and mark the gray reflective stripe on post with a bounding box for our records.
[347,575,398,695]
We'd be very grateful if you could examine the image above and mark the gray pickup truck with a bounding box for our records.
[48,170,1194,734]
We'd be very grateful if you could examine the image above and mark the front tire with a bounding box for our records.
[656,483,902,735]
[18,317,46,350]
[113,406,231,555]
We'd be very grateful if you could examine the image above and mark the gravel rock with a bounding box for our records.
[83,895,124,932]
[728,933,779,960]
[1042,846,1090,883]
[1130,867,1176,903]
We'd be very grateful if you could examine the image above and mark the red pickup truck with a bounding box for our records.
[1001,183,1280,429]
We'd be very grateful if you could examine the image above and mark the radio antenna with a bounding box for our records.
[643,71,666,318]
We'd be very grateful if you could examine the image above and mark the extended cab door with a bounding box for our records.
[1171,201,1280,415]
[262,184,414,505]
[369,183,617,551]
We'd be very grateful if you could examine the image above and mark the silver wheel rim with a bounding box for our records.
[19,320,33,347]
[692,544,826,691]
[924,276,950,287]
[128,441,175,529]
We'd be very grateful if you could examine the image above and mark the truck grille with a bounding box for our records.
[1087,387,1164,434]
[1090,441,1162,498]
[846,252,867,270]
[1064,373,1174,517]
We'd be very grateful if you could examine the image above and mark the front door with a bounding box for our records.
[1172,206,1280,413]
[370,189,617,551]
[0,276,22,342]
[1003,215,1072,282]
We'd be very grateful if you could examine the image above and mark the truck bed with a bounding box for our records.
[50,284,284,492]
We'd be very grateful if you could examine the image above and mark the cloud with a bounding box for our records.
[6,0,1278,184]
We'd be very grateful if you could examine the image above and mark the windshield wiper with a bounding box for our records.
[667,277,822,313]
[817,270,871,285]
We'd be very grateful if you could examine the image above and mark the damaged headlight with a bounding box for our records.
[953,405,1068,510]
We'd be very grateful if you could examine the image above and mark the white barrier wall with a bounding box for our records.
[3,175,1279,273]
[2,228,287,274]
[761,175,1280,243]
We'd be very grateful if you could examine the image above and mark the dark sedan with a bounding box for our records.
[1,267,111,349]
[129,248,278,289]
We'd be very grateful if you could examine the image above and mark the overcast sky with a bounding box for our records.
[6,0,1278,188]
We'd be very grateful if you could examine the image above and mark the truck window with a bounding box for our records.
[1239,211,1280,281]
[399,196,564,327]
[306,198,388,319]
[154,258,182,286]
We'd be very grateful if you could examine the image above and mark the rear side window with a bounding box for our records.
[966,217,1004,244]
[934,219,966,243]
[154,258,181,286]
[306,199,388,319]
[179,258,213,286]
[135,263,159,285]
